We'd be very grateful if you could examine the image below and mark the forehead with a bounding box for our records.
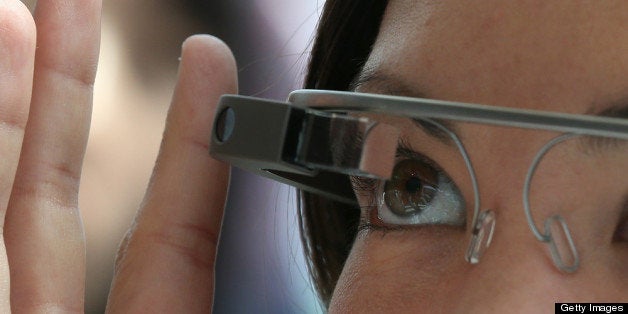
[364,0,628,113]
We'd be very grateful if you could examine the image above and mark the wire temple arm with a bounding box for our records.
[523,133,580,273]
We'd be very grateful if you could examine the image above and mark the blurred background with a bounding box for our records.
[22,0,326,312]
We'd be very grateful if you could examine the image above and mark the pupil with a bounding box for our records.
[405,177,422,194]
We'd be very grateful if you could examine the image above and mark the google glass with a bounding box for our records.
[209,90,628,273]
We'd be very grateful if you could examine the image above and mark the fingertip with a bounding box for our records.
[1,0,36,33]
[182,34,237,70]
[181,34,230,54]
[178,35,238,97]
[0,0,36,130]
[31,0,102,87]
[0,0,36,73]
[165,35,238,155]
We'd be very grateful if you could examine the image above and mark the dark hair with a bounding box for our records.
[298,0,389,307]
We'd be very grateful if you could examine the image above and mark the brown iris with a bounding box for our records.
[383,159,439,216]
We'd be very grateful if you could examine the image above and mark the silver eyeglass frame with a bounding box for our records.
[289,89,628,273]
[210,89,628,273]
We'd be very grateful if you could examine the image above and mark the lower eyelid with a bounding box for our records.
[358,221,403,234]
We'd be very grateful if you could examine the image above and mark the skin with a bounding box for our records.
[0,0,625,312]
[331,0,627,312]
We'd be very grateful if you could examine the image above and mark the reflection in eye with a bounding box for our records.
[383,159,439,217]
[375,157,466,227]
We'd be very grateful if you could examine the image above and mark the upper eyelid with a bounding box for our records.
[396,137,419,158]
[397,137,472,206]
[351,139,439,201]
[352,137,454,193]
[396,137,447,173]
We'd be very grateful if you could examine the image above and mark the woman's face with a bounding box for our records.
[330,0,627,312]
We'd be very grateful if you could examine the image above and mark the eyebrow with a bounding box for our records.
[351,67,628,152]
[351,68,458,145]
[350,66,423,98]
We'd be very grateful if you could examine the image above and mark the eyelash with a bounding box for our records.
[352,139,439,187]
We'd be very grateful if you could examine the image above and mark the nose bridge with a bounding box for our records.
[449,126,579,308]
[461,126,560,281]
[464,124,559,221]
[464,125,534,237]
[469,128,535,192]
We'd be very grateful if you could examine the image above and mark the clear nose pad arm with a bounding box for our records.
[424,119,493,264]
[523,133,580,273]
[210,95,399,205]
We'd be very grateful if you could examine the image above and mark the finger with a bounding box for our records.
[4,0,101,312]
[107,35,237,313]
[0,1,36,311]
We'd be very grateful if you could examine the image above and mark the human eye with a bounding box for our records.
[354,145,466,229]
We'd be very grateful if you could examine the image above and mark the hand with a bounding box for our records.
[0,0,101,312]
[105,35,237,312]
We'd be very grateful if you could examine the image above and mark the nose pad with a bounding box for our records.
[545,215,579,273]
[465,210,496,264]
